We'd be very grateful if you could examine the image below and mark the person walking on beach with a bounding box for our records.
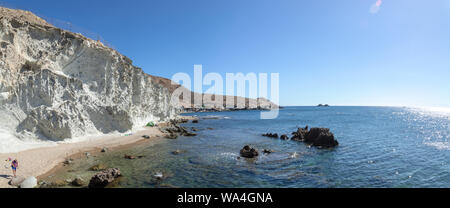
[11,159,18,178]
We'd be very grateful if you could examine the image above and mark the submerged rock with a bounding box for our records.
[171,150,182,155]
[50,180,69,187]
[183,132,197,137]
[71,177,85,187]
[90,164,108,171]
[240,145,259,158]
[280,135,289,140]
[124,154,136,160]
[88,168,121,188]
[165,134,178,139]
[263,149,275,154]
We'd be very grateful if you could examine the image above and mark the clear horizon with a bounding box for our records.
[2,0,450,107]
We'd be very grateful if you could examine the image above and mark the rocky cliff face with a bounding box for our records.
[0,7,176,147]
[151,75,278,111]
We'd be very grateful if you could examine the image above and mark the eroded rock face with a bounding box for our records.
[0,7,177,144]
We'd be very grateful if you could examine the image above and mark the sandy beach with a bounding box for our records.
[0,126,165,188]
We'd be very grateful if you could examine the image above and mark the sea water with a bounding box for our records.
[45,106,450,188]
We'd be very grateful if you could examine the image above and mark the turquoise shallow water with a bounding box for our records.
[47,106,450,188]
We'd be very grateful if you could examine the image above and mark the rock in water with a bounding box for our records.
[240,145,259,158]
[90,164,108,171]
[9,176,25,187]
[72,177,85,187]
[263,149,275,154]
[124,154,136,160]
[291,127,309,141]
[262,133,279,138]
[292,127,338,148]
[307,128,339,148]
[154,172,164,180]
[88,168,121,188]
[20,176,38,188]
[0,7,177,145]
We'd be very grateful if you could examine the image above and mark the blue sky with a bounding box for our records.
[2,0,450,107]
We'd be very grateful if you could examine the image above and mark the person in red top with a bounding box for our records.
[11,159,18,178]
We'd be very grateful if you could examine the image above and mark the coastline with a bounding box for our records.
[0,126,166,188]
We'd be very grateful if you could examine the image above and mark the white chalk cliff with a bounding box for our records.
[0,7,278,153]
[0,7,177,152]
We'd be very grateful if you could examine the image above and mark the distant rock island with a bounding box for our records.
[317,104,330,107]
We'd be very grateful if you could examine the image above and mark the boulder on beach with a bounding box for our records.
[20,176,38,188]
[88,168,121,188]
[9,176,25,187]
[240,145,259,158]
